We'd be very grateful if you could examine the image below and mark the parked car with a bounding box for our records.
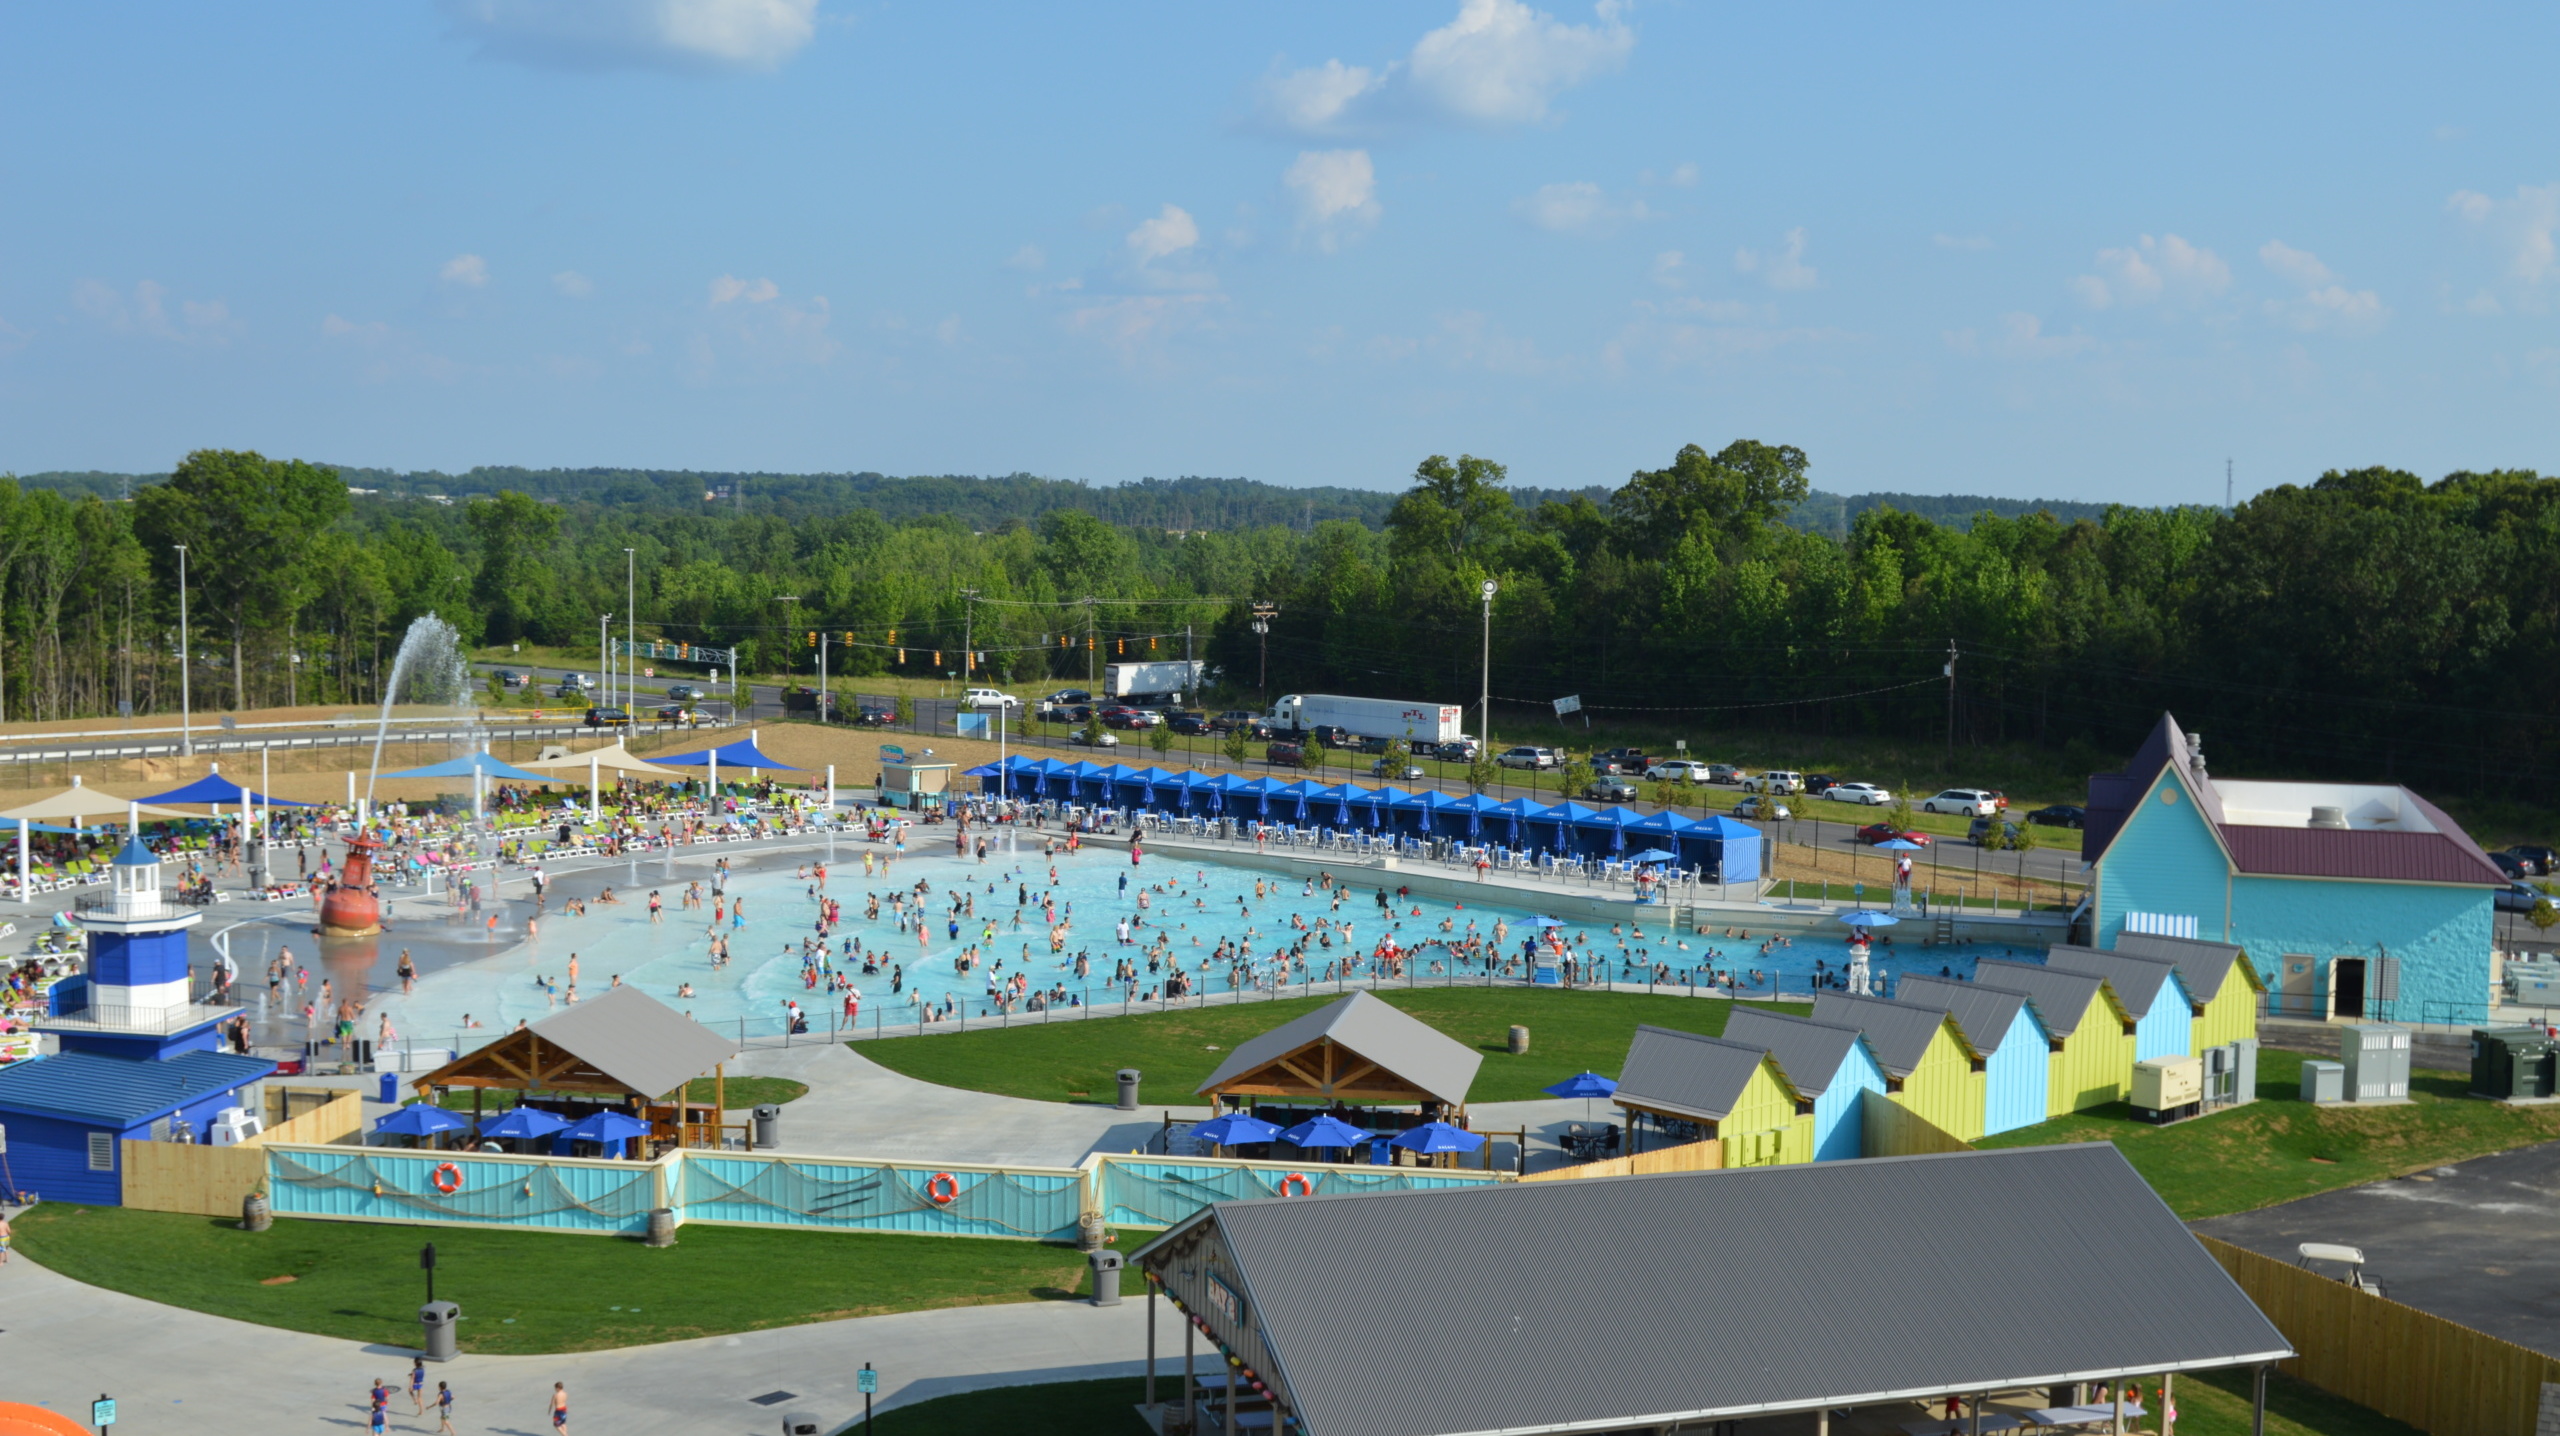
[1310,724,1353,748]
[1594,747,1649,775]
[1856,822,1931,846]
[2492,851,2529,881]
[1825,782,1890,805]
[2025,804,2086,828]
[2509,844,2559,875]
[1802,773,1841,796]
[1645,758,1709,782]
[1970,817,2024,848]
[1741,770,1804,794]
[1210,709,1258,732]
[582,706,632,729]
[491,668,526,689]
[554,682,589,700]
[1435,738,1480,762]
[853,704,897,727]
[1372,757,1426,782]
[557,672,595,692]
[1352,734,1391,755]
[653,704,698,726]
[1584,776,1640,802]
[1068,727,1120,748]
[1984,789,2011,811]
[1167,712,1211,736]
[1705,763,1740,783]
[2496,881,2547,914]
[962,688,1020,711]
[1920,788,1998,817]
[1733,795,1790,821]
[1098,706,1148,730]
[1042,688,1093,707]
[1498,745,1559,770]
[1266,740,1306,768]
[1048,703,1093,725]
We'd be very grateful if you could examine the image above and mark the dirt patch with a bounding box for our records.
[259,1274,297,1285]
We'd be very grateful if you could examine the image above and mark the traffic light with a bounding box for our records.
[887,628,897,645]
[841,631,853,646]
[1086,636,1095,651]
[1115,639,1125,656]
[897,649,907,664]
[1149,635,1158,651]
[805,631,816,648]
[933,651,943,667]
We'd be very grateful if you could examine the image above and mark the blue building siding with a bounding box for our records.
[1811,1043,1888,1161]
[679,1156,1084,1241]
[0,1110,133,1206]
[2232,876,2494,1023]
[1982,1008,2051,1137]
[2130,983,2194,1063]
[2096,775,2229,950]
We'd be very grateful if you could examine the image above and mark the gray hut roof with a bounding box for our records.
[1612,1025,1789,1123]
[2044,944,2185,1020]
[1811,992,1974,1078]
[1974,959,2118,1039]
[1721,1007,1873,1099]
[520,985,741,1098]
[1195,990,1482,1107]
[2113,930,2258,1005]
[1893,973,2044,1056]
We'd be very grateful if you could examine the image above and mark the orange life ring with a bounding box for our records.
[430,1162,463,1194]
[925,1171,960,1206]
[1277,1172,1314,1198]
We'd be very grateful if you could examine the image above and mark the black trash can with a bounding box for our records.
[419,1300,460,1362]
[1115,1069,1141,1111]
[752,1103,780,1149]
[1089,1249,1124,1306]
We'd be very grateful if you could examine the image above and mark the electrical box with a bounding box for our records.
[2131,1055,2205,1123]
[2202,1041,2258,1109]
[2470,1027,2555,1100]
[2339,1022,2412,1101]
[2302,1060,2345,1104]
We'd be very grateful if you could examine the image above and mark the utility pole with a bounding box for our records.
[600,615,611,708]
[1085,597,1097,689]
[1250,602,1277,694]
[817,631,829,723]
[174,544,191,756]
[1479,580,1498,753]
[1943,639,1959,767]
[623,547,636,715]
[960,587,978,687]
[2225,458,2233,511]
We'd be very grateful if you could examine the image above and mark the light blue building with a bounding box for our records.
[1721,1007,1888,1161]
[2082,714,2507,1025]
[1892,974,2053,1137]
[2043,946,2192,1063]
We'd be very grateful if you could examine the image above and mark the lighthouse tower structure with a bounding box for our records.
[49,836,220,1060]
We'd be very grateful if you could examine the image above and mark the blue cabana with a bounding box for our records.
[1361,786,1416,830]
[1167,771,1220,813]
[1573,804,1647,855]
[1626,809,1701,868]
[1271,780,1323,823]
[1686,813,1763,883]
[1536,801,1601,851]
[654,737,805,770]
[1310,783,1364,827]
[1021,757,1069,797]
[1232,776,1287,819]
[144,771,320,807]
[1059,761,1109,800]
[1121,766,1177,808]
[1443,793,1503,841]
[1487,797,1547,848]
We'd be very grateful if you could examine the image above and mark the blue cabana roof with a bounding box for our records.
[1691,814,1763,840]
[377,752,553,783]
[1626,809,1700,834]
[963,763,1001,778]
[652,738,805,770]
[144,772,319,806]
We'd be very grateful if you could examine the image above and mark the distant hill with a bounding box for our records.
[13,465,2119,534]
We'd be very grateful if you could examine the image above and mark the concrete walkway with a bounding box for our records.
[2,1250,1154,1436]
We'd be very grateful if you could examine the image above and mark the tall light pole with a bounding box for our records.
[775,596,801,721]
[1250,601,1278,695]
[174,545,192,757]
[1479,579,1498,755]
[623,547,636,715]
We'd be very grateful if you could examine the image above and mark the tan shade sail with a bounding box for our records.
[513,743,685,779]
[0,780,198,823]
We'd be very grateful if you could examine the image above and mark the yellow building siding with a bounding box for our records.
[2191,976,2263,1053]
[1721,1062,1814,1167]
[2049,1014,2137,1114]
[1892,1024,1985,1142]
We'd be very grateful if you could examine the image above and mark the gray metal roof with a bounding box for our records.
[523,985,741,1098]
[2113,930,2252,1005]
[1974,958,2114,1039]
[1612,1025,1786,1122]
[1893,974,2043,1057]
[1721,1007,1869,1099]
[1810,992,1971,1077]
[2044,944,2185,1020]
[1155,1144,2292,1436]
[1195,990,1482,1107]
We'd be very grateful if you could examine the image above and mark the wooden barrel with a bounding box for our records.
[644,1207,676,1247]
[241,1192,272,1232]
[1508,1025,1530,1056]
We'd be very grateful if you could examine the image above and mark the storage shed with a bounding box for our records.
[2045,944,2193,1063]
[1892,974,2053,1137]
[1976,958,2138,1115]
[1720,1007,1887,1161]
[1610,1025,1808,1165]
[2113,929,2267,1052]
[1811,992,1983,1142]
[1132,1144,2294,1436]
[1196,991,1480,1118]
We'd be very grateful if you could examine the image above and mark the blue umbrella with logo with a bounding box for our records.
[375,1103,466,1141]
[1281,1113,1369,1157]
[1388,1120,1486,1155]
[477,1106,570,1142]
[1544,1068,1618,1121]
[1193,1112,1281,1148]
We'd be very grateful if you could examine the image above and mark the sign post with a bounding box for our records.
[858,1363,878,1433]
[421,1241,437,1304]
[92,1395,116,1436]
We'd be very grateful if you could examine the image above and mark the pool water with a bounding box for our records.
[363,839,2042,1043]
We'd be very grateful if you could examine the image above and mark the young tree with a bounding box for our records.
[1148,720,1174,759]
[1557,751,1594,800]
[1221,726,1250,768]
[1080,714,1106,748]
[1465,747,1498,795]
[1302,735,1328,772]
[1886,785,1917,833]
[1380,734,1412,778]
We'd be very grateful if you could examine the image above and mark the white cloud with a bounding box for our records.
[551,270,593,297]
[72,279,233,344]
[437,0,818,73]
[1283,150,1381,249]
[1513,180,1647,236]
[441,254,490,287]
[1665,162,1697,188]
[2255,241,2383,333]
[1733,228,1817,290]
[2072,233,2229,308]
[1943,312,2098,360]
[708,274,780,305]
[1410,0,1632,124]
[2256,240,2333,287]
[2446,182,2560,294]
[1125,204,1201,265]
[2447,189,2495,224]
[1259,59,1386,134]
[319,314,461,382]
[1933,233,1992,251]
[1650,250,1685,288]
[1005,245,1046,271]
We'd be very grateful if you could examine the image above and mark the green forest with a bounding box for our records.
[3,443,2553,808]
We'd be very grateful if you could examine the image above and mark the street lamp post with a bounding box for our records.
[774,597,801,722]
[174,545,191,757]
[1479,579,1498,756]
[623,548,637,716]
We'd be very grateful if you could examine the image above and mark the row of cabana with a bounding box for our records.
[963,755,1762,879]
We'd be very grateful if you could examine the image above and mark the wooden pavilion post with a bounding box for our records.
[2111,1383,2124,1436]
[1183,1319,1196,1432]
[1144,1280,1157,1410]
[715,1062,726,1149]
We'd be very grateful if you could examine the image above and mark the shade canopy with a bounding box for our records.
[1874,837,1924,852]
[375,1103,468,1137]
[517,743,685,778]
[1281,1113,1371,1149]
[1839,911,1900,928]
[1,781,197,823]
[1628,848,1680,865]
[1193,1112,1282,1146]
[475,1106,571,1140]
[652,737,805,770]
[377,752,553,782]
[1387,1120,1485,1154]
[565,1109,654,1144]
[1543,1071,1619,1099]
[142,772,318,807]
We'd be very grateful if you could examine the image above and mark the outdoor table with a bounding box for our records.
[2019,1404,2144,1432]
[1901,1419,2023,1436]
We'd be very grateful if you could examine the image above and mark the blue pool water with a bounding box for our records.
[356,839,2041,1043]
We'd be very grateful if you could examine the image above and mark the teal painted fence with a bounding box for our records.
[678,1154,1084,1240]
[264,1145,661,1234]
[1095,1157,1501,1229]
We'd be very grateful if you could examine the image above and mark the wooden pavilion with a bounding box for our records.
[414,986,742,1152]
[1196,990,1482,1122]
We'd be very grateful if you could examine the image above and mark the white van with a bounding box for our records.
[1742,770,1804,794]
[962,688,1021,711]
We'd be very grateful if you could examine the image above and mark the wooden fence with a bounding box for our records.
[1860,1089,1974,1159]
[1522,1139,1722,1182]
[2199,1235,2560,1436]
[123,1087,365,1217]
[260,1088,362,1146]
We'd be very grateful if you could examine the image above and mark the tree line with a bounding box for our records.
[2,445,2554,808]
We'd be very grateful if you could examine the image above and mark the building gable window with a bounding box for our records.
[2125,911,2199,939]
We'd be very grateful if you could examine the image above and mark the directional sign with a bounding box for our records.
[92,1397,117,1428]
[856,1368,878,1395]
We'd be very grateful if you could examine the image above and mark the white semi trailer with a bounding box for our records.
[1266,694,1465,743]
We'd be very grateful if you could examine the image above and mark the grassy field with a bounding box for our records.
[5,1207,1090,1355]
[1977,1046,2560,1220]
[872,1369,2416,1436]
[858,986,1805,1106]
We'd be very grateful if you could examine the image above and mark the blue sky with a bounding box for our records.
[3,2,2556,502]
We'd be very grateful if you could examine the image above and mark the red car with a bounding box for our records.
[1856,823,1932,847]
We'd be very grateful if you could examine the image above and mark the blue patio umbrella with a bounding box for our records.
[1839,911,1900,927]
[477,1106,570,1141]
[1874,837,1924,852]
[1193,1112,1282,1147]
[1543,1069,1619,1121]
[1388,1120,1485,1155]
[375,1103,467,1139]
[565,1109,654,1146]
[1628,848,1680,865]
[1528,915,1568,928]
[1281,1113,1370,1152]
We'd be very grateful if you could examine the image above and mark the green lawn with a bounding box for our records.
[8,1207,1088,1355]
[857,986,1806,1106]
[1977,1046,2560,1220]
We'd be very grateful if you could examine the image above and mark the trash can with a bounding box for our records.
[1089,1249,1124,1306]
[419,1300,460,1362]
[644,1207,676,1248]
[1115,1068,1141,1111]
[752,1104,780,1149]
[378,1071,400,1103]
